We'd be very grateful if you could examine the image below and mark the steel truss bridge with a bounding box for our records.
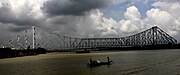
[0,26,177,51]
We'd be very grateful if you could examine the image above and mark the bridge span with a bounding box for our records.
[1,26,178,51]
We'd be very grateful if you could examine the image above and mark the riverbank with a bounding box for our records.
[0,48,46,59]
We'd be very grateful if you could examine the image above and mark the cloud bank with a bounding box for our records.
[41,0,111,16]
[0,0,180,43]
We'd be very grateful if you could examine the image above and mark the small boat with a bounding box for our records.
[87,57,113,67]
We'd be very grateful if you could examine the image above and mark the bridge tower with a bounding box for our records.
[32,26,35,49]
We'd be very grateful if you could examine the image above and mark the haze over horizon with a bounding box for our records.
[0,0,180,44]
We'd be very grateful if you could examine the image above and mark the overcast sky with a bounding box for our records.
[0,0,180,43]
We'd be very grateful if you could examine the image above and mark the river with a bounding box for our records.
[1,49,180,75]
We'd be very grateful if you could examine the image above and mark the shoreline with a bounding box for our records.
[1,48,180,59]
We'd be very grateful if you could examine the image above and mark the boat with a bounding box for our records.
[87,57,113,67]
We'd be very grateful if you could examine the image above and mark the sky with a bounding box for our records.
[0,0,180,44]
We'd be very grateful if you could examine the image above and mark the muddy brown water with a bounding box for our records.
[1,49,180,75]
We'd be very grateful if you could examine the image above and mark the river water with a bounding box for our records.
[1,49,180,75]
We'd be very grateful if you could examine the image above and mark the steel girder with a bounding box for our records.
[1,26,177,50]
[75,26,177,49]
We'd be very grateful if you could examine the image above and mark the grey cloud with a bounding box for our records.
[44,16,80,36]
[156,0,180,2]
[8,26,29,32]
[41,0,110,16]
[0,3,40,26]
[48,16,76,25]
